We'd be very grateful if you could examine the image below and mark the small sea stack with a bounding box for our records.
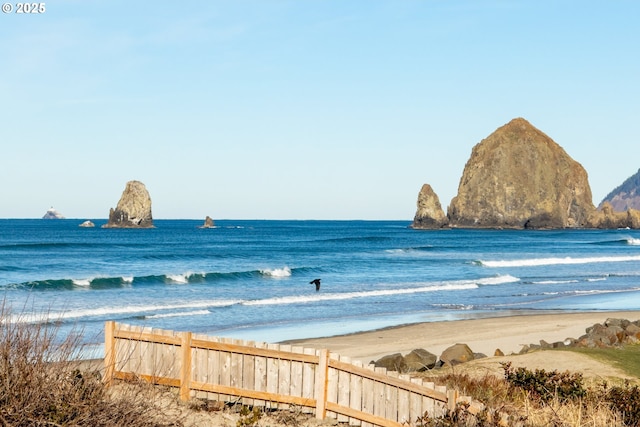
[103,180,154,228]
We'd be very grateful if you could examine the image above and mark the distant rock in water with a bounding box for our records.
[79,220,95,228]
[42,207,65,219]
[103,181,153,228]
[447,118,594,229]
[598,168,640,212]
[410,184,447,229]
[199,216,215,228]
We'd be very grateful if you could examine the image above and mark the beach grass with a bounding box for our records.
[562,345,640,379]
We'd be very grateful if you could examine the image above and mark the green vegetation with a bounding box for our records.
[563,345,640,379]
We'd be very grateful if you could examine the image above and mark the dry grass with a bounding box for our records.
[0,301,187,426]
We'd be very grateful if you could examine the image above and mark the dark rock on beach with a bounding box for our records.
[103,180,154,228]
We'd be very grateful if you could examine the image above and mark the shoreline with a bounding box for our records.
[283,310,640,364]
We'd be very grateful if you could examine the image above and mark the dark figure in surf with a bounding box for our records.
[310,278,321,291]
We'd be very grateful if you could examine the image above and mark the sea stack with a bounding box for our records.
[42,207,65,219]
[199,216,215,228]
[410,184,447,229]
[447,118,594,229]
[103,180,154,228]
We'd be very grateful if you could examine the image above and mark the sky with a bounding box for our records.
[1,1,638,220]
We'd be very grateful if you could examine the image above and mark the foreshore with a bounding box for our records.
[285,311,640,364]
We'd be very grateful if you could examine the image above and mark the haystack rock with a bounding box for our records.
[42,207,65,219]
[447,118,594,229]
[103,180,153,228]
[598,168,640,212]
[410,184,447,229]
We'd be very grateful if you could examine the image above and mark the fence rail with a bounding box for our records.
[104,322,483,427]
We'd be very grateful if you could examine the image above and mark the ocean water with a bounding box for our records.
[1,219,640,357]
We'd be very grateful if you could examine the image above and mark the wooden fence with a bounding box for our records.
[104,322,483,427]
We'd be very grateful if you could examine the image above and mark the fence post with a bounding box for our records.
[103,321,116,386]
[180,331,193,401]
[447,389,459,413]
[314,349,330,420]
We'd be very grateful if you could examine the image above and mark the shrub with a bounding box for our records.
[501,362,586,404]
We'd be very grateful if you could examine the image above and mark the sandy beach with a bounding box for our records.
[285,311,640,381]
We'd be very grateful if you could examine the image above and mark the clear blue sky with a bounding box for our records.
[2,1,638,220]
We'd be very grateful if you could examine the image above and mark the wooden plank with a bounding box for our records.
[325,401,404,427]
[314,349,329,420]
[422,381,436,419]
[253,341,267,408]
[385,371,399,423]
[373,367,386,420]
[103,321,116,386]
[241,340,256,406]
[193,333,209,400]
[434,384,447,418]
[266,343,280,410]
[207,336,221,402]
[289,346,304,405]
[301,347,316,414]
[191,338,318,363]
[336,355,350,423]
[329,358,447,402]
[219,337,233,402]
[360,364,375,427]
[325,354,339,420]
[191,381,316,408]
[114,328,181,346]
[348,359,363,426]
[180,331,192,401]
[277,344,292,410]
[409,377,423,424]
[230,338,244,395]
[397,374,411,425]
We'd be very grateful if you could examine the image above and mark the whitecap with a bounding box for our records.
[72,278,92,287]
[479,254,640,268]
[260,267,292,278]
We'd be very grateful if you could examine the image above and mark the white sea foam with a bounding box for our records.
[627,238,640,246]
[122,276,134,284]
[260,267,292,278]
[586,277,607,282]
[166,273,191,284]
[532,280,580,285]
[480,254,640,268]
[243,276,518,306]
[12,299,241,324]
[72,278,92,287]
[145,310,210,319]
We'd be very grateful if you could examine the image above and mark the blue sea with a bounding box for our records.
[1,219,640,357]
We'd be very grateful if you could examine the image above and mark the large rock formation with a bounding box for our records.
[598,168,640,212]
[447,118,594,229]
[103,180,153,228]
[410,184,447,229]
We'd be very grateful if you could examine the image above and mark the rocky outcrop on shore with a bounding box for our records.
[373,318,639,373]
[598,168,640,212]
[586,202,640,229]
[102,181,154,228]
[447,118,594,229]
[410,184,447,229]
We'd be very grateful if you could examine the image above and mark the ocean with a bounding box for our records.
[1,219,639,358]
